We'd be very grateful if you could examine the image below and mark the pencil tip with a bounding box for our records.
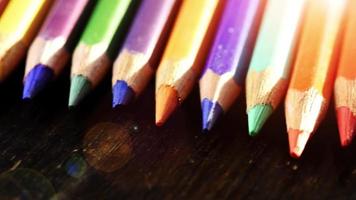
[247,104,273,136]
[68,75,92,107]
[337,107,356,147]
[112,80,135,108]
[288,129,311,158]
[155,86,179,126]
[201,99,223,132]
[22,64,54,100]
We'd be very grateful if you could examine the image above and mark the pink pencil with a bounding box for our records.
[23,0,91,99]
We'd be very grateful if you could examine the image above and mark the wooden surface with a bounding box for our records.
[0,60,355,199]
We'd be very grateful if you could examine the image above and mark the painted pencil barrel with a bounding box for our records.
[245,0,306,136]
[23,0,91,99]
[69,0,132,106]
[334,0,356,147]
[155,0,222,125]
[71,0,132,80]
[199,0,265,131]
[25,0,90,76]
[285,0,346,158]
[112,0,178,106]
[0,0,51,80]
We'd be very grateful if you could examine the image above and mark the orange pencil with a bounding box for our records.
[334,0,356,147]
[285,0,346,158]
[155,0,223,126]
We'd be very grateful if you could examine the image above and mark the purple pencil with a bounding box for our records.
[23,0,91,99]
[199,0,265,131]
[112,0,180,107]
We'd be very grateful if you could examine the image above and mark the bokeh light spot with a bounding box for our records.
[83,122,133,173]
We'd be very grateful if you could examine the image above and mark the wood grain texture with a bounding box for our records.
[334,0,356,113]
[71,0,132,84]
[25,0,90,77]
[0,60,354,199]
[0,0,51,80]
[245,0,305,113]
[334,0,356,147]
[285,0,346,157]
[155,0,223,125]
[155,0,222,100]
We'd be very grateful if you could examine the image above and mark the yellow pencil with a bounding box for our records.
[0,0,51,81]
[155,0,223,126]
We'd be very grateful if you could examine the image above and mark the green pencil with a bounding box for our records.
[69,0,132,107]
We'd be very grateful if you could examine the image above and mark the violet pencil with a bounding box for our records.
[199,0,264,131]
[23,0,91,99]
[112,0,179,107]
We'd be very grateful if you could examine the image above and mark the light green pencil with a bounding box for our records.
[69,0,132,107]
[245,0,306,136]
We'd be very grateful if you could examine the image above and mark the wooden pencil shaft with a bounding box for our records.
[334,0,356,113]
[200,0,265,110]
[71,0,133,85]
[156,0,223,99]
[0,0,52,80]
[245,0,306,113]
[112,0,180,93]
[286,0,346,132]
[25,0,93,77]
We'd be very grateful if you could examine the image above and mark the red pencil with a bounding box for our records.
[334,0,356,147]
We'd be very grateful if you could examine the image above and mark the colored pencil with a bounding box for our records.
[334,1,356,147]
[112,0,179,107]
[245,0,306,136]
[199,0,265,131]
[0,0,51,81]
[23,0,91,99]
[69,0,132,107]
[285,0,346,158]
[0,0,9,16]
[155,0,222,126]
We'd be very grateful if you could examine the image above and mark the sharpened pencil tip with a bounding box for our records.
[112,80,135,108]
[155,85,179,126]
[22,64,54,100]
[68,75,92,107]
[288,129,311,158]
[247,104,273,136]
[336,107,356,147]
[201,99,223,132]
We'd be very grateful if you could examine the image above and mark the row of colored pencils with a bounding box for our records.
[0,0,355,157]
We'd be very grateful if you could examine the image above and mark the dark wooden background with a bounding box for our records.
[0,58,354,200]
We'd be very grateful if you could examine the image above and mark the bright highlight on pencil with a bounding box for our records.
[69,0,132,107]
[246,0,306,136]
[0,0,352,158]
[285,0,346,158]
[0,0,51,81]
[23,0,91,99]
[199,0,265,131]
[334,0,356,147]
[155,0,222,126]
[112,0,179,107]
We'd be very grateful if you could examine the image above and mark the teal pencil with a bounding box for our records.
[245,0,306,136]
